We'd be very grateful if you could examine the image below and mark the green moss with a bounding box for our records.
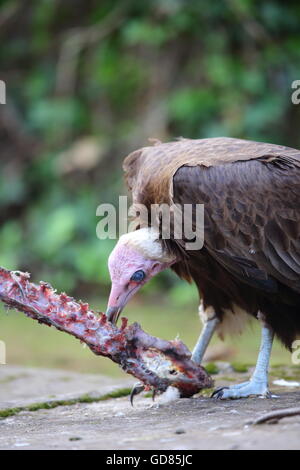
[217,376,236,382]
[231,362,249,373]
[98,388,132,400]
[0,407,23,418]
[0,387,131,420]
[205,362,219,375]
[199,388,214,397]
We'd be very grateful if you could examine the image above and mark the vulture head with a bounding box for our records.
[106,228,176,323]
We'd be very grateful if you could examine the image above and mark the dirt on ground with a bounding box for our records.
[0,363,300,450]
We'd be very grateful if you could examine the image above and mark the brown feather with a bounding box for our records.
[123,137,300,348]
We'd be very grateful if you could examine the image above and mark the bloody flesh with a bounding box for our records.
[0,267,212,397]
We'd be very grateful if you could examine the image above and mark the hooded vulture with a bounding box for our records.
[106,137,300,399]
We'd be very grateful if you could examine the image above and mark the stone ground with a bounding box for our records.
[0,364,300,450]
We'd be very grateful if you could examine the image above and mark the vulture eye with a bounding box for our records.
[130,270,146,282]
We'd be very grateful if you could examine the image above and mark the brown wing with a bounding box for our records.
[172,155,300,294]
[123,137,300,207]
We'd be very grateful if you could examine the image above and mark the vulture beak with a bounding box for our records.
[106,306,120,325]
[106,283,139,324]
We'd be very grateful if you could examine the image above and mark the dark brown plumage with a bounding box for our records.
[123,137,300,348]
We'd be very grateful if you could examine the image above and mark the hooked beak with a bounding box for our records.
[106,306,121,324]
[106,283,140,324]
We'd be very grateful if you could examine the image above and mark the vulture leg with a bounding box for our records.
[192,304,219,364]
[212,322,274,399]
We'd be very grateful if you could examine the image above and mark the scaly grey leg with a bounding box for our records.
[192,304,219,364]
[212,322,274,399]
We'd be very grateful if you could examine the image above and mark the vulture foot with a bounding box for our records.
[130,382,145,406]
[211,380,271,400]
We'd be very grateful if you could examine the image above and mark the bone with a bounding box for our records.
[0,267,212,397]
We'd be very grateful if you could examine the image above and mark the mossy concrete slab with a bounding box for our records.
[0,364,300,449]
[0,365,134,409]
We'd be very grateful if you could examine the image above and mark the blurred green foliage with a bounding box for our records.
[0,0,300,302]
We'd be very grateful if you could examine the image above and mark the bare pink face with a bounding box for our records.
[106,243,173,323]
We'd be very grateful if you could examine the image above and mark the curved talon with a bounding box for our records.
[211,382,271,400]
[130,382,145,406]
[211,386,229,399]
